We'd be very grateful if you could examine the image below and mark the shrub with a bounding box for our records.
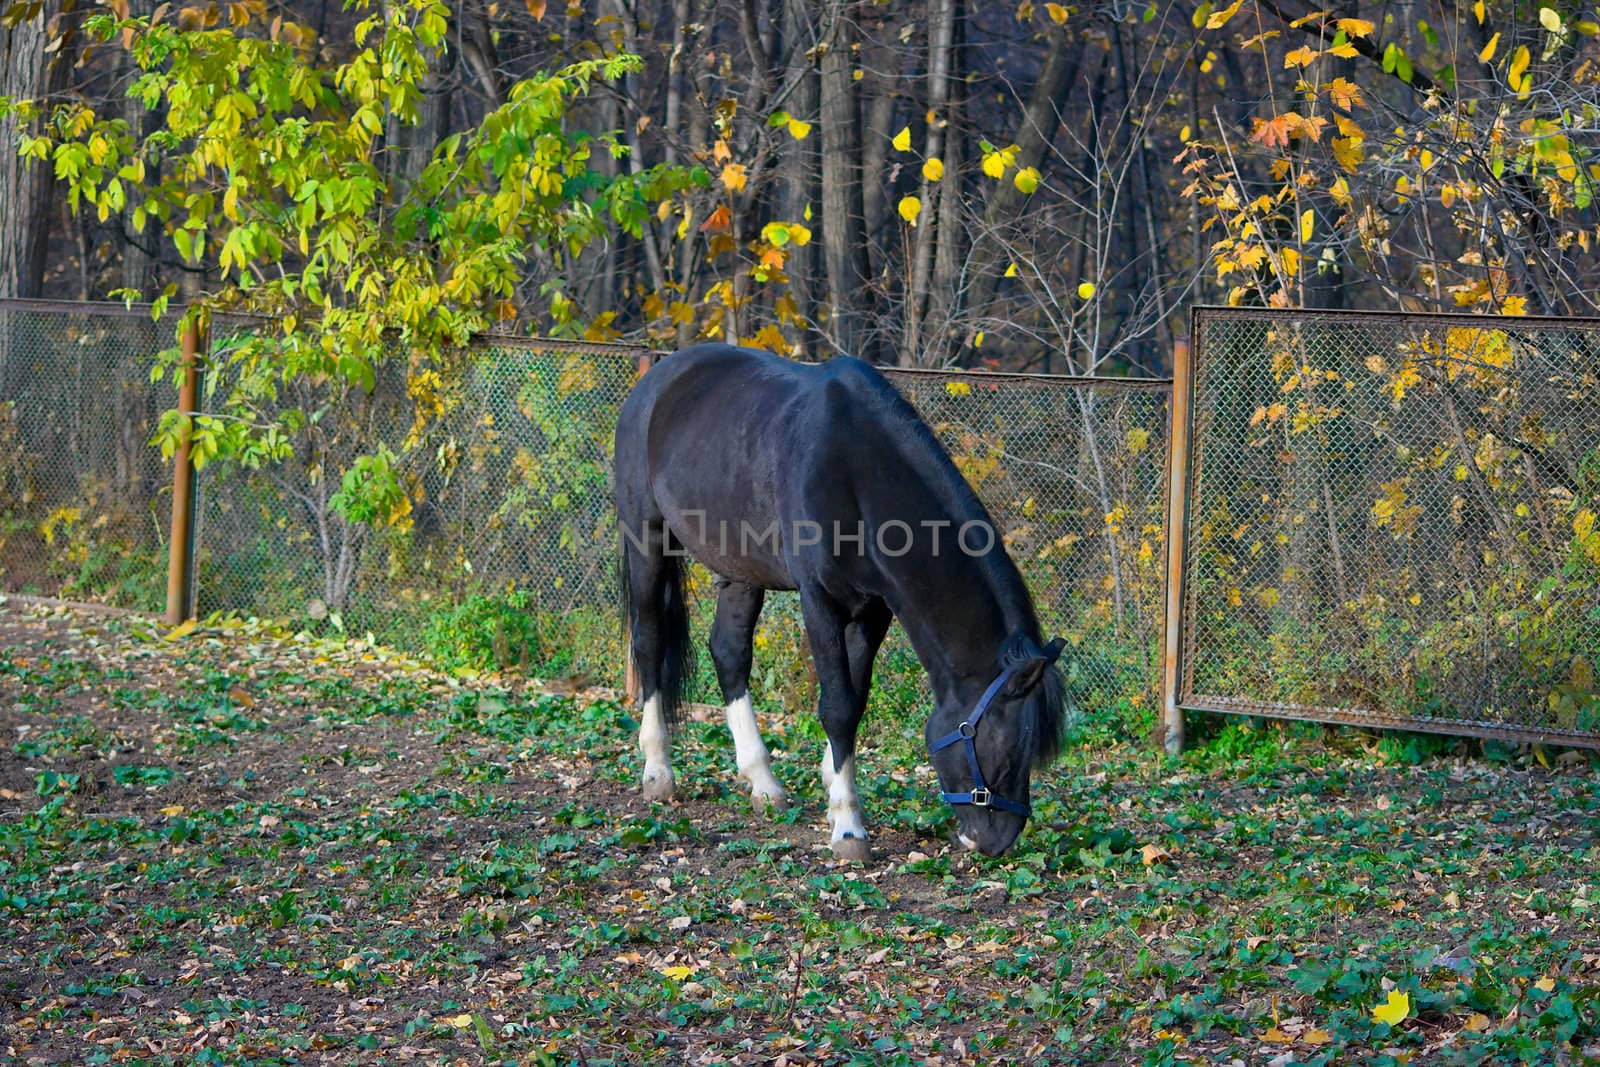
[423,591,539,674]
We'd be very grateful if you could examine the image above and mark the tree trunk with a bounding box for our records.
[900,0,954,367]
[0,0,76,301]
[962,27,1086,336]
[777,0,819,358]
[674,16,712,348]
[818,0,872,358]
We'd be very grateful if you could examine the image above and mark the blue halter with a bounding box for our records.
[929,668,1031,818]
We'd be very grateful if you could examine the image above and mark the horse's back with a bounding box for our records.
[614,345,904,586]
[619,344,896,459]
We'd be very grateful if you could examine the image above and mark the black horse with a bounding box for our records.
[614,344,1066,858]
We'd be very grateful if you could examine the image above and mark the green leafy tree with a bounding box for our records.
[6,0,695,472]
[3,0,697,608]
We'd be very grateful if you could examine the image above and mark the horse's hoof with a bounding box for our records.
[642,770,676,802]
[751,788,789,812]
[831,836,872,863]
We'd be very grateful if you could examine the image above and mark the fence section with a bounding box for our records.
[0,301,177,611]
[189,328,1172,720]
[195,329,645,686]
[1181,308,1600,745]
[880,369,1170,716]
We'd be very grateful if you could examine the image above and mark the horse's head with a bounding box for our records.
[926,634,1067,856]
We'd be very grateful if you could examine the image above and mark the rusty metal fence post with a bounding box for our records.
[164,316,204,626]
[1160,335,1193,754]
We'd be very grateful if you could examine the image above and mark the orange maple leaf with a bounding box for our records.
[700,203,732,233]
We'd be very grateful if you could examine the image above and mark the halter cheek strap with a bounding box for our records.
[929,668,1031,818]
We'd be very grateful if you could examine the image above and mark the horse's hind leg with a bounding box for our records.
[623,531,676,802]
[709,579,787,810]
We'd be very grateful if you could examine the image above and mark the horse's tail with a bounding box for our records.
[656,550,695,726]
[618,533,695,727]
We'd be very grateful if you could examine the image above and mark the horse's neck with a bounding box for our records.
[856,397,1033,694]
[880,550,1025,698]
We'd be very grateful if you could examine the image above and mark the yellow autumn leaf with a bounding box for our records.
[1509,45,1531,92]
[786,222,812,246]
[1576,509,1597,540]
[720,162,748,192]
[1013,166,1040,193]
[945,381,971,397]
[922,157,945,181]
[659,965,697,980]
[892,126,911,152]
[1004,262,1018,277]
[1126,427,1150,454]
[1535,976,1557,992]
[1335,16,1374,36]
[1473,0,1485,23]
[160,804,185,817]
[1333,136,1364,172]
[1284,45,1318,68]
[1300,208,1314,242]
[1077,281,1095,299]
[165,619,198,641]
[1206,0,1244,29]
[1045,2,1068,23]
[446,1014,474,1028]
[898,195,921,224]
[1478,32,1499,63]
[1463,1013,1492,1033]
[787,118,811,140]
[981,151,1007,179]
[1327,76,1364,110]
[1304,1028,1333,1044]
[1373,990,1411,1026]
[1540,6,1562,32]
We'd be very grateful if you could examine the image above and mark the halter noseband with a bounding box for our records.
[929,668,1031,818]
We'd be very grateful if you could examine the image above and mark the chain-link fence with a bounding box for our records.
[196,325,646,688]
[10,300,1595,745]
[1182,307,1600,745]
[191,324,1172,721]
[0,300,177,611]
[0,299,1172,723]
[876,370,1169,716]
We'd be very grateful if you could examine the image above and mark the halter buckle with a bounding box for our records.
[958,721,976,739]
[969,787,991,807]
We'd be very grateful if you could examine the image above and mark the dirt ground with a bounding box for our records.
[2,598,1598,1065]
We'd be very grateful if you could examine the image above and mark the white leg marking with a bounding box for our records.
[819,742,835,790]
[726,695,786,809]
[639,694,675,801]
[826,754,867,844]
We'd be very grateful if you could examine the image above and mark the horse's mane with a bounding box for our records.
[845,362,1068,767]
[998,632,1068,768]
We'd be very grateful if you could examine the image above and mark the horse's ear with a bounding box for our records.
[1000,636,1065,697]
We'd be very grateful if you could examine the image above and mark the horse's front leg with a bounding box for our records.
[802,589,879,861]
